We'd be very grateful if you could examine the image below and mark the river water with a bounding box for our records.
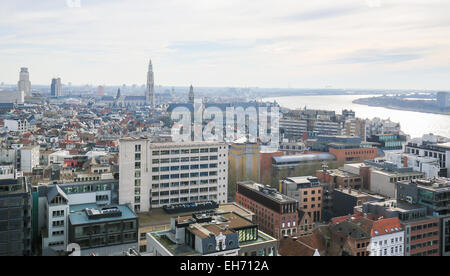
[264,95,450,139]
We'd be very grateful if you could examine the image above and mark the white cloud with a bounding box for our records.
[0,0,449,89]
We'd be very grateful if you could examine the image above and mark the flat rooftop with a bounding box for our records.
[69,203,137,226]
[239,181,298,203]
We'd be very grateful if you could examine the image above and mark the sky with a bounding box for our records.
[1,0,450,90]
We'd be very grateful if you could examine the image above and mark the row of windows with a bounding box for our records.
[152,179,219,189]
[373,237,403,247]
[344,150,375,155]
[151,195,218,205]
[152,172,218,180]
[411,231,439,241]
[372,245,403,256]
[153,164,218,172]
[411,240,438,250]
[152,156,219,164]
[411,249,439,256]
[152,148,219,155]
[303,197,321,202]
[390,175,421,183]
[152,187,218,197]
[411,223,439,231]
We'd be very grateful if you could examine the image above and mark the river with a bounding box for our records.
[264,95,450,139]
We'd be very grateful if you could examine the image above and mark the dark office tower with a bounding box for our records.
[51,78,62,97]
[145,59,155,107]
[0,177,32,256]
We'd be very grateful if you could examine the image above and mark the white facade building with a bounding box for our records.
[20,145,40,174]
[0,165,16,180]
[4,119,32,133]
[384,151,441,178]
[368,218,405,256]
[119,138,228,213]
[42,186,70,253]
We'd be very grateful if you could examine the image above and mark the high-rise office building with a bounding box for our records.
[51,78,62,97]
[119,138,229,213]
[18,68,31,97]
[437,92,450,108]
[0,177,32,256]
[146,59,155,107]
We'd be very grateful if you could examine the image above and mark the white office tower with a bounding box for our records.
[51,78,62,97]
[119,138,229,213]
[18,67,31,97]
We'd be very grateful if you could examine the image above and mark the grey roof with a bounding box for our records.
[47,185,68,203]
[69,203,137,226]
[273,153,336,164]
[331,221,370,240]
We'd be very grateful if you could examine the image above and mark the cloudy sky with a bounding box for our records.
[1,0,449,90]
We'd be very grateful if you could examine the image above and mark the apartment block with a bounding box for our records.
[119,138,228,213]
[236,181,299,239]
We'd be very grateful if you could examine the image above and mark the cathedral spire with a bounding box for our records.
[146,58,155,107]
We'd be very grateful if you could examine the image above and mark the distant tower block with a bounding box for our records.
[146,59,155,107]
[18,67,31,97]
[189,85,195,104]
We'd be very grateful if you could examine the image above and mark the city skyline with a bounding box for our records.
[0,1,450,90]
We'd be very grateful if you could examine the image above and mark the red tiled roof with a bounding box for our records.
[370,217,402,237]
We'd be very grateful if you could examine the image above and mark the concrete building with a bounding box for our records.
[37,180,119,255]
[367,133,407,151]
[0,165,16,180]
[356,200,440,256]
[68,203,139,256]
[279,176,323,231]
[0,177,32,256]
[279,141,305,156]
[272,153,337,181]
[41,186,70,254]
[331,187,384,219]
[20,145,40,174]
[17,67,31,97]
[4,119,32,133]
[119,138,228,213]
[436,92,450,108]
[362,161,425,198]
[229,143,261,184]
[396,178,450,256]
[405,140,450,177]
[280,119,307,140]
[146,210,278,256]
[236,181,299,239]
[51,78,62,97]
[384,151,441,179]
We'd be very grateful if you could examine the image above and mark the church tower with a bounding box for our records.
[146,59,155,107]
[188,85,194,105]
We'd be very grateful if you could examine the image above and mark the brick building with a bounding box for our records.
[328,144,378,163]
[236,181,299,239]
